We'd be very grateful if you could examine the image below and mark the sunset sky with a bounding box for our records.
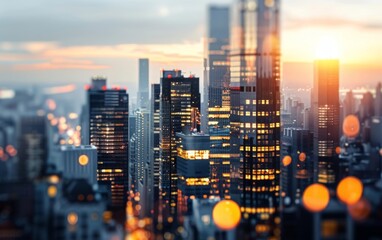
[1,0,382,97]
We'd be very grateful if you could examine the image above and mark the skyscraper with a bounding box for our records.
[159,70,200,228]
[230,0,281,237]
[150,83,161,230]
[176,132,210,220]
[312,59,340,185]
[206,5,232,199]
[83,77,129,221]
[138,58,149,108]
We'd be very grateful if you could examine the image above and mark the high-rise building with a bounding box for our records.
[18,115,48,180]
[343,90,355,117]
[312,59,340,185]
[281,128,314,208]
[138,58,149,108]
[176,132,210,220]
[150,83,161,229]
[206,5,232,199]
[230,0,281,238]
[375,82,382,117]
[135,108,151,216]
[83,77,129,221]
[159,70,201,227]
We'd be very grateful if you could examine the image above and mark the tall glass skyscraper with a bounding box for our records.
[206,5,232,199]
[312,59,340,185]
[159,70,200,228]
[138,58,149,108]
[83,77,129,221]
[230,0,281,238]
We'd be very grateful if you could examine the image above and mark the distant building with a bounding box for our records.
[18,115,48,180]
[56,145,98,185]
[159,70,201,228]
[312,59,340,186]
[281,128,314,208]
[137,59,149,108]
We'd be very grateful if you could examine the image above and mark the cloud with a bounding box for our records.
[14,58,110,71]
[285,16,382,30]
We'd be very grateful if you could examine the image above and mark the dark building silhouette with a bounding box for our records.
[82,77,129,222]
[159,70,200,228]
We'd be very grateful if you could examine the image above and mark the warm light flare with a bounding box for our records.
[337,176,363,205]
[302,183,330,212]
[315,36,340,59]
[212,200,241,231]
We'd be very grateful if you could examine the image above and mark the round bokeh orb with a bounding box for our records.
[282,156,292,167]
[302,183,330,212]
[299,152,306,162]
[348,198,371,221]
[78,154,89,166]
[337,176,363,205]
[342,115,360,138]
[212,200,241,231]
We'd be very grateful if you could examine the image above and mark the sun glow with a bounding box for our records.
[315,36,340,59]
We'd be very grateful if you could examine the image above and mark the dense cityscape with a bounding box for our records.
[1,0,382,239]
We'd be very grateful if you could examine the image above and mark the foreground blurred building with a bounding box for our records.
[229,0,281,238]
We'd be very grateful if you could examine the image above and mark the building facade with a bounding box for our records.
[229,0,281,238]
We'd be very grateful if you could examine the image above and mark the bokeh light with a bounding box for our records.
[348,198,371,221]
[282,155,292,167]
[302,183,330,212]
[342,115,360,138]
[337,176,363,205]
[212,200,241,231]
[299,152,306,162]
[78,154,89,166]
[47,185,57,198]
[67,212,78,225]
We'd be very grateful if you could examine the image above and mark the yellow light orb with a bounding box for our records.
[348,198,371,221]
[128,229,151,240]
[282,155,292,167]
[302,183,330,212]
[299,152,306,162]
[315,36,340,59]
[342,115,360,138]
[78,154,89,166]
[212,200,241,231]
[337,176,363,205]
[67,212,78,225]
[47,185,57,198]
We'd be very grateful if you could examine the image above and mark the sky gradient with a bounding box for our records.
[1,0,382,98]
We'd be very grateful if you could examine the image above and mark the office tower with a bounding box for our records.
[150,83,161,229]
[359,91,374,121]
[83,77,129,221]
[138,58,149,108]
[206,5,232,199]
[229,0,281,237]
[56,145,98,185]
[135,108,151,216]
[375,82,382,117]
[176,132,210,220]
[312,59,340,185]
[343,90,355,117]
[128,134,137,192]
[281,128,314,208]
[159,70,201,227]
[18,115,48,180]
[291,100,305,128]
